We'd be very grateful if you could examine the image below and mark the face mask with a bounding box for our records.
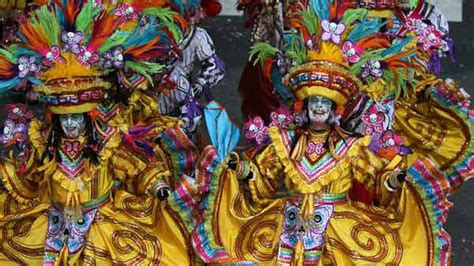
[60,113,85,138]
[307,96,333,126]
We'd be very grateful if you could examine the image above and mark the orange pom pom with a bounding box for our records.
[293,100,304,112]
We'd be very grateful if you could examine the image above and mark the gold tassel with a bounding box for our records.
[300,194,315,218]
[56,245,70,266]
[328,135,340,161]
[292,240,305,266]
[291,132,308,161]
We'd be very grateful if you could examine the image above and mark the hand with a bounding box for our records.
[192,83,204,97]
[156,187,170,201]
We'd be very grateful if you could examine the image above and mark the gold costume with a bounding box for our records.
[194,126,442,265]
[0,119,195,265]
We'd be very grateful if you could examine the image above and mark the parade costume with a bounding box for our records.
[0,1,199,264]
[192,1,474,265]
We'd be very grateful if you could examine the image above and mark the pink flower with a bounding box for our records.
[78,47,99,67]
[342,41,361,64]
[43,46,65,67]
[6,104,33,124]
[321,20,345,44]
[419,26,443,51]
[269,108,294,128]
[114,4,139,21]
[381,130,402,148]
[243,117,268,145]
[361,104,385,135]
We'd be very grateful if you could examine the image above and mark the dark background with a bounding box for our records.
[202,2,474,264]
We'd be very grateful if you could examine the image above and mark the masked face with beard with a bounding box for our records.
[60,113,86,138]
[307,96,333,130]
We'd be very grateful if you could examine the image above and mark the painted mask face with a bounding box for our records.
[60,113,86,138]
[307,96,333,125]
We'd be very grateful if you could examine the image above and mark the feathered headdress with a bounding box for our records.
[0,0,185,114]
[250,0,420,110]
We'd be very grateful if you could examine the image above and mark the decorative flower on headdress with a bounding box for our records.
[321,20,345,44]
[61,32,84,54]
[244,117,268,145]
[78,47,100,67]
[419,26,444,51]
[43,46,65,67]
[6,104,33,124]
[270,108,294,128]
[114,3,139,21]
[93,0,105,8]
[1,104,34,147]
[361,104,385,135]
[342,41,361,64]
[361,60,383,79]
[103,46,124,69]
[18,56,39,78]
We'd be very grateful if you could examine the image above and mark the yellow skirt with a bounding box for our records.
[0,189,195,265]
[193,168,447,265]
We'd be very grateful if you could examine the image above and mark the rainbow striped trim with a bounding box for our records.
[407,158,452,266]
[279,129,357,183]
[161,127,199,177]
[431,88,474,194]
[189,146,233,263]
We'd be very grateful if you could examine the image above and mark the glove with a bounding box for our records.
[156,187,170,201]
[397,171,406,183]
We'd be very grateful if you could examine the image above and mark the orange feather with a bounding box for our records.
[88,12,122,51]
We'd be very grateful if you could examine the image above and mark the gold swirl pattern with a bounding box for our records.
[328,210,402,264]
[0,215,45,264]
[120,194,155,219]
[234,206,283,262]
[92,214,162,265]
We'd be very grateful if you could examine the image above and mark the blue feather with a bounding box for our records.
[312,0,330,21]
[123,23,166,49]
[381,37,414,58]
[0,77,21,93]
[347,19,386,43]
[55,4,66,31]
[10,46,41,58]
[271,66,294,101]
[27,77,42,85]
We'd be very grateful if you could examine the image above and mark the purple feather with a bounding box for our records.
[428,53,442,75]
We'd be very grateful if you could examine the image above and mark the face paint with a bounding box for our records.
[307,96,333,128]
[60,113,86,138]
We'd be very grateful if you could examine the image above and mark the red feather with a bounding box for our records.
[88,12,122,52]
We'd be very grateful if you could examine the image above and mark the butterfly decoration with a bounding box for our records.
[361,104,385,135]
[244,116,269,146]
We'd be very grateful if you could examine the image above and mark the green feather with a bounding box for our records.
[249,42,279,66]
[0,48,16,63]
[143,7,176,24]
[341,8,368,26]
[98,30,129,53]
[31,5,60,46]
[295,9,319,36]
[286,33,306,65]
[143,8,184,41]
[75,0,98,36]
[350,50,382,74]
[125,61,165,85]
